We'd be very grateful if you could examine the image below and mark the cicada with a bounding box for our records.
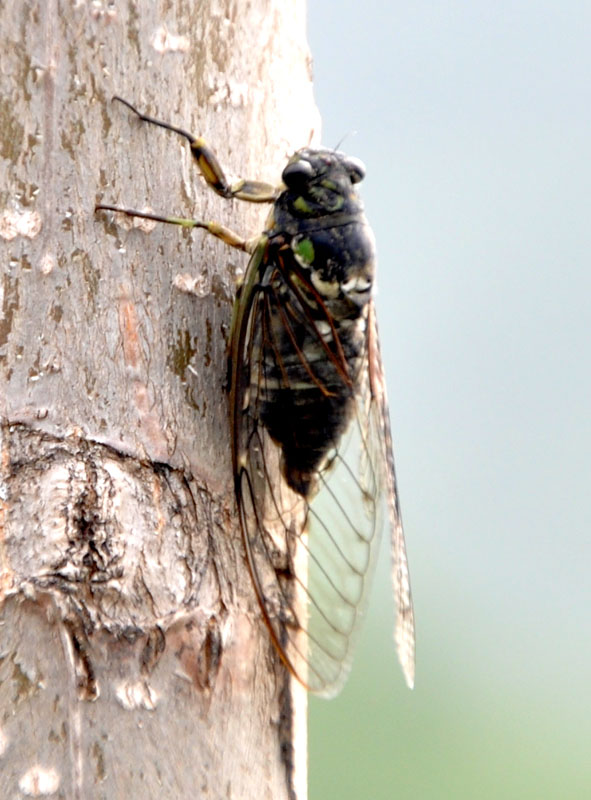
[97,98,415,697]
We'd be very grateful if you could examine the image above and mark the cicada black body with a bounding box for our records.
[97,98,415,697]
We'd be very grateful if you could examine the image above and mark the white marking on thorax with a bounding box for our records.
[341,274,372,304]
[310,270,341,298]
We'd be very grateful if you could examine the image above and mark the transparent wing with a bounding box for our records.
[303,390,387,695]
[367,304,415,689]
[231,245,414,695]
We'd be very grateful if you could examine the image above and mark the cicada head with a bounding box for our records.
[278,148,367,220]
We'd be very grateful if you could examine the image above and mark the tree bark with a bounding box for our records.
[0,2,319,798]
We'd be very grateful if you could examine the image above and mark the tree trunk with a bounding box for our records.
[0,2,319,798]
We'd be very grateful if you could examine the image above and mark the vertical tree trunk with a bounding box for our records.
[0,2,319,797]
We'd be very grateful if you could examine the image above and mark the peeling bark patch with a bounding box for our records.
[219,612,258,691]
[173,272,209,298]
[169,328,197,378]
[169,328,202,412]
[0,725,8,756]
[89,3,117,21]
[0,96,25,162]
[115,679,158,710]
[195,617,222,691]
[140,626,166,676]
[91,740,106,782]
[106,206,157,233]
[118,298,141,369]
[117,296,169,459]
[151,25,190,53]
[72,467,104,577]
[0,209,42,240]
[0,272,20,349]
[2,423,223,640]
[38,253,56,275]
[72,248,99,309]
[18,765,60,796]
[11,656,40,705]
[132,381,169,460]
[0,434,9,596]
[204,317,213,368]
[65,621,99,701]
[166,610,224,694]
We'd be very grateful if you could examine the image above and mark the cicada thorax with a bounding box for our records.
[248,214,376,499]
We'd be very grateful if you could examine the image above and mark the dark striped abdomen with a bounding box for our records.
[250,226,374,496]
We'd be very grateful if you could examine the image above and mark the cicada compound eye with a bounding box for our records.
[344,156,366,184]
[282,157,315,189]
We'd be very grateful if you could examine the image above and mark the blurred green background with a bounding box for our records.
[307,2,590,798]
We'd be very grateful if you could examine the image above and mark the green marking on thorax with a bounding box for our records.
[294,196,312,214]
[294,237,315,264]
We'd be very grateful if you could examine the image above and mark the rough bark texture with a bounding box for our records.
[0,2,319,798]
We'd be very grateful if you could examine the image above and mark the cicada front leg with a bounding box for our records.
[110,96,278,203]
[95,96,277,253]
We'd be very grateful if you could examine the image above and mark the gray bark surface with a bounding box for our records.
[0,2,319,798]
